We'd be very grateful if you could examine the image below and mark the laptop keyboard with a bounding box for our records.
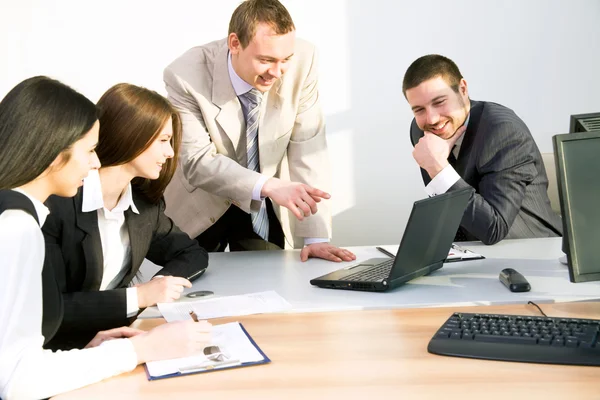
[344,259,394,282]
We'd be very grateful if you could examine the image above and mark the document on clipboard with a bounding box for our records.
[377,243,485,263]
[446,243,485,262]
[145,322,269,380]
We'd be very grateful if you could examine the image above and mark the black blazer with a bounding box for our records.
[410,100,562,245]
[41,187,208,350]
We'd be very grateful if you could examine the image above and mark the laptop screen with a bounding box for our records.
[389,187,473,284]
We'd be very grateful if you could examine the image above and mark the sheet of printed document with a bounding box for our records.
[380,244,483,261]
[157,290,292,322]
[146,322,264,377]
[446,244,484,260]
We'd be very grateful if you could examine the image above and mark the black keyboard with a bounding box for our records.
[344,259,393,282]
[428,312,600,366]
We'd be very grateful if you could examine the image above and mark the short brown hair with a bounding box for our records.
[228,0,295,48]
[96,83,182,204]
[402,54,463,96]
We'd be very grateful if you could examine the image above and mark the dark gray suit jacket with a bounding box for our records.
[41,187,208,350]
[410,100,562,245]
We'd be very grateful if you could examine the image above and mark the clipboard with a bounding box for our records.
[445,244,485,263]
[145,323,270,381]
[377,244,485,263]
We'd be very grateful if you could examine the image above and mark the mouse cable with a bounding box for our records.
[527,301,548,317]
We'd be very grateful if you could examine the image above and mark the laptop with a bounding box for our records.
[310,187,473,292]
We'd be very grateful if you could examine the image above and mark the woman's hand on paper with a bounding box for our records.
[130,320,212,364]
[136,276,192,308]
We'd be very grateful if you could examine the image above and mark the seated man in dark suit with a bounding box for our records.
[402,54,562,245]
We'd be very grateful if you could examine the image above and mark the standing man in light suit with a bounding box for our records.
[163,0,355,262]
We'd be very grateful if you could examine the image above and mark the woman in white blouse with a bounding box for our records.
[0,76,211,400]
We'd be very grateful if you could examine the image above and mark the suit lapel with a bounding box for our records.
[212,42,285,170]
[258,79,284,171]
[454,100,484,176]
[74,192,104,290]
[213,44,245,162]
[121,196,149,285]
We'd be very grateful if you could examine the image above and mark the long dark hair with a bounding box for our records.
[95,83,182,204]
[0,76,98,189]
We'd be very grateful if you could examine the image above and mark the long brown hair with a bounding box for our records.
[96,83,181,203]
[0,76,97,189]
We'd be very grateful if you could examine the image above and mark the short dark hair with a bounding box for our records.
[0,76,98,189]
[96,83,182,204]
[228,0,295,48]
[402,54,463,96]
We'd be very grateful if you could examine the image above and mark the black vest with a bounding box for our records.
[0,190,63,344]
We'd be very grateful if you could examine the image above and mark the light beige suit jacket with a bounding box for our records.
[163,38,332,246]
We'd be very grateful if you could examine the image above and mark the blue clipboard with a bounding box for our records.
[145,323,270,381]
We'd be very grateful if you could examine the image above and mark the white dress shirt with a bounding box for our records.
[227,53,328,245]
[0,189,137,400]
[82,170,140,316]
[425,115,469,197]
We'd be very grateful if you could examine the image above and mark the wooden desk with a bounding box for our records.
[53,301,600,399]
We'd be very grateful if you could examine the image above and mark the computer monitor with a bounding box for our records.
[553,131,600,283]
[569,112,600,133]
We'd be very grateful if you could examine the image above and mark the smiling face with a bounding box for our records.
[127,118,174,180]
[405,75,470,140]
[229,22,295,92]
[48,120,101,196]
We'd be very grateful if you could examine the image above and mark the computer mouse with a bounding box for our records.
[499,268,531,292]
[176,291,214,301]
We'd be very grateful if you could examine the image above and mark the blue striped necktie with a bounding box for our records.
[240,88,269,240]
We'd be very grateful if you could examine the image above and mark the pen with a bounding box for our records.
[189,310,199,322]
[178,359,242,373]
[376,247,395,258]
[451,243,473,254]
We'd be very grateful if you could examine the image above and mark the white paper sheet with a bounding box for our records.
[157,290,292,322]
[145,322,264,377]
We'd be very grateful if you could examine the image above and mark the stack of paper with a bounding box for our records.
[157,290,292,322]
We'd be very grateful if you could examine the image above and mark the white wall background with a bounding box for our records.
[1,0,599,246]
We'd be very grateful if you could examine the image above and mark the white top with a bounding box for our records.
[0,189,137,400]
[227,53,328,244]
[82,170,140,316]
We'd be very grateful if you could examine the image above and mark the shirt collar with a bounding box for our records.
[81,169,139,214]
[228,51,254,96]
[12,188,50,227]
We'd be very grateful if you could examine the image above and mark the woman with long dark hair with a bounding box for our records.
[0,77,211,400]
